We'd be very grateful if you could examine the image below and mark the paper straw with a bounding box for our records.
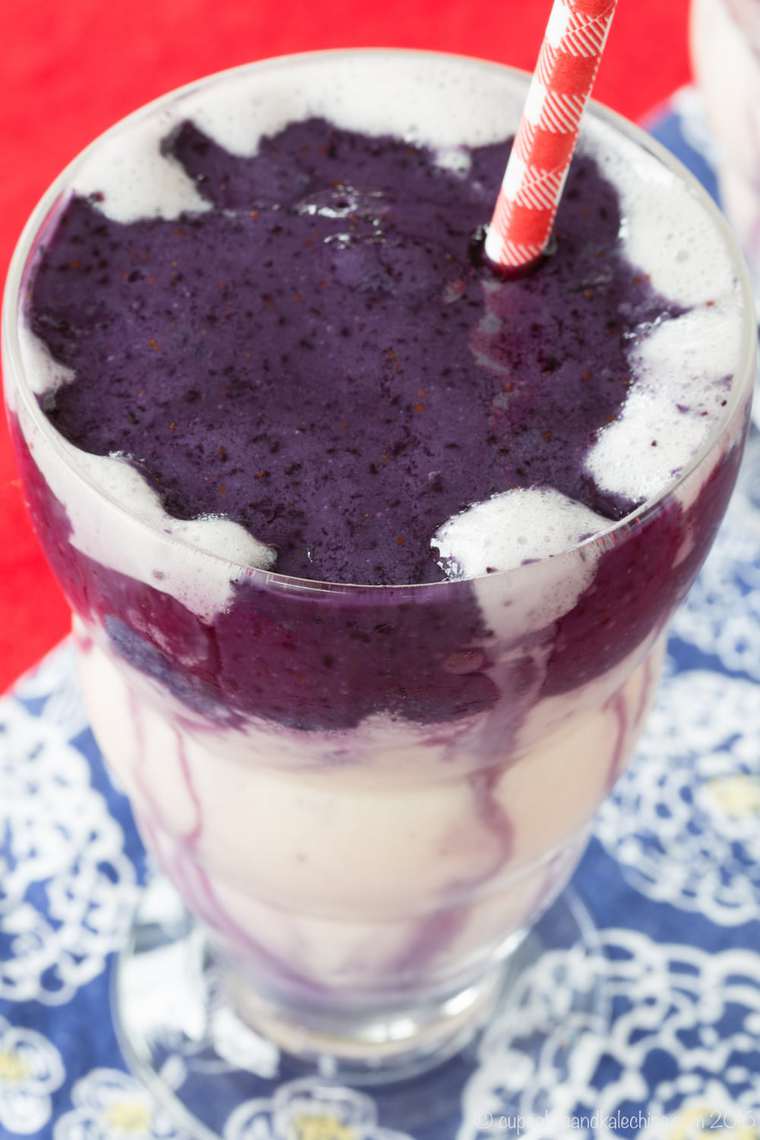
[485,0,619,271]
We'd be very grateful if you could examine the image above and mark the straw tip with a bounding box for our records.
[481,230,545,279]
[483,226,504,267]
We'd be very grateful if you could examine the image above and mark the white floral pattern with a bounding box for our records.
[595,670,760,925]
[54,1069,189,1139]
[0,1016,64,1135]
[0,698,139,1005]
[11,639,88,741]
[459,930,760,1140]
[224,1078,412,1139]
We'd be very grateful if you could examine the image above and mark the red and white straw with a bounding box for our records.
[485,0,619,271]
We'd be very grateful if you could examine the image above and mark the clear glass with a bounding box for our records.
[691,0,760,296]
[2,49,756,1100]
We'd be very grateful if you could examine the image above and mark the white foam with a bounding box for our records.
[435,488,606,658]
[433,487,610,578]
[434,146,472,176]
[585,301,742,503]
[583,119,736,309]
[14,325,75,400]
[178,54,524,158]
[73,111,210,223]
[19,329,274,620]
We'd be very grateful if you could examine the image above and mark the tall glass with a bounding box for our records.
[2,50,755,1097]
[692,0,760,296]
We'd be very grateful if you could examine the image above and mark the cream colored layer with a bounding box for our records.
[76,628,660,988]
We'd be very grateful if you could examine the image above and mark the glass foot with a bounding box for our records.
[113,877,606,1139]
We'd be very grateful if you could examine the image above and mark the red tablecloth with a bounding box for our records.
[1,0,692,688]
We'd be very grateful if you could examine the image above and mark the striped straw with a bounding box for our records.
[485,0,619,271]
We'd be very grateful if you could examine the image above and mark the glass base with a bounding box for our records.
[113,876,606,1139]
[225,957,510,1085]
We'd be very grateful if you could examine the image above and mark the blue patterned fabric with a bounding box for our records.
[1,91,758,1139]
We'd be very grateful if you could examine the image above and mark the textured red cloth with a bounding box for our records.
[0,0,691,688]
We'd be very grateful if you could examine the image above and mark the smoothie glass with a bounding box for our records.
[3,49,755,1110]
[691,0,760,296]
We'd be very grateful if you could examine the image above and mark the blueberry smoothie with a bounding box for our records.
[4,52,752,1059]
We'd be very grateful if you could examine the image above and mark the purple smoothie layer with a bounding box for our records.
[29,118,680,585]
[18,117,748,734]
[13,415,744,730]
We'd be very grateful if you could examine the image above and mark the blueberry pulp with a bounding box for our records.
[31,118,678,586]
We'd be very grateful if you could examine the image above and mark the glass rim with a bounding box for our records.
[2,47,757,597]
